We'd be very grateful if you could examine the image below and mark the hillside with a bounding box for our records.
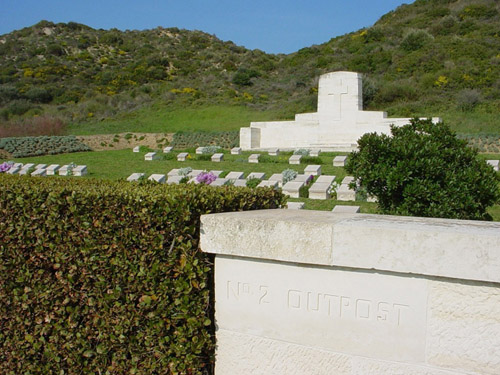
[0,0,499,135]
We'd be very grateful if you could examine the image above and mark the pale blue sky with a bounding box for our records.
[0,0,415,54]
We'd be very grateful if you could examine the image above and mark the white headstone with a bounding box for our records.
[127,173,145,182]
[342,176,355,185]
[247,172,266,180]
[31,169,46,177]
[7,165,21,175]
[46,164,60,175]
[34,164,47,170]
[316,175,336,184]
[148,174,166,183]
[240,71,440,151]
[167,175,184,184]
[167,168,180,176]
[188,169,204,177]
[282,181,305,198]
[225,171,245,180]
[257,180,279,189]
[211,178,229,186]
[163,146,173,153]
[144,152,158,161]
[289,155,302,165]
[231,147,242,155]
[212,153,224,162]
[269,173,283,187]
[58,165,69,176]
[304,165,321,176]
[308,182,332,200]
[336,183,356,201]
[233,179,248,187]
[248,154,260,163]
[310,149,321,157]
[268,148,280,156]
[133,146,140,153]
[487,159,499,171]
[333,155,348,167]
[177,152,189,161]
[73,165,87,176]
[332,205,360,213]
[286,201,305,210]
[210,170,223,177]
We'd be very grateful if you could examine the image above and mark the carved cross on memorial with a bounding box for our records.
[327,79,348,120]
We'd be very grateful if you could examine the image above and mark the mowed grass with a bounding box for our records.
[7,148,500,220]
[67,104,283,135]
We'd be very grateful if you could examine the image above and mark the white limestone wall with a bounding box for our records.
[201,210,500,375]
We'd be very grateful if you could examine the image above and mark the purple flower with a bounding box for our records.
[0,162,12,173]
[196,171,217,185]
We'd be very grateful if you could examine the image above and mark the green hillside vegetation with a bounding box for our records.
[0,0,499,135]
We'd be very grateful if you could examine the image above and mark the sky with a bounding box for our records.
[0,0,415,54]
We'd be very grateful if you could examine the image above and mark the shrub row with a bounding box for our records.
[171,131,239,149]
[0,175,286,374]
[0,135,92,157]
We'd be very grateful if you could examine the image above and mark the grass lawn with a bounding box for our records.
[67,104,283,135]
[7,147,500,220]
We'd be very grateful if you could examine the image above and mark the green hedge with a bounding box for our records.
[170,131,239,149]
[0,175,286,374]
[0,135,92,157]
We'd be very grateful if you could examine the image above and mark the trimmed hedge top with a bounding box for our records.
[0,175,285,374]
[0,135,91,157]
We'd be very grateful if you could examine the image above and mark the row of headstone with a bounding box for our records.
[285,203,361,212]
[6,163,87,177]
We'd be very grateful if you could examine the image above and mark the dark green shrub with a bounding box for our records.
[0,135,91,157]
[232,68,260,86]
[0,175,286,374]
[346,118,500,220]
[400,30,433,52]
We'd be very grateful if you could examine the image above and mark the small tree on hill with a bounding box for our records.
[345,118,500,220]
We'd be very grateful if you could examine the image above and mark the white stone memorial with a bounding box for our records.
[310,149,321,157]
[163,146,173,153]
[144,152,158,161]
[336,183,356,201]
[188,169,203,177]
[177,152,189,161]
[233,179,248,187]
[211,178,229,187]
[268,148,280,156]
[225,171,244,180]
[127,173,145,182]
[195,147,204,155]
[46,164,60,175]
[133,146,140,153]
[282,181,305,198]
[286,201,305,210]
[332,205,360,213]
[34,164,47,170]
[167,168,180,176]
[240,71,440,151]
[58,165,70,176]
[6,165,21,174]
[333,155,348,167]
[201,210,500,375]
[257,180,279,189]
[73,165,87,176]
[18,163,35,175]
[248,154,260,163]
[211,153,224,162]
[304,165,321,176]
[148,174,166,183]
[247,172,266,180]
[167,175,184,184]
[289,155,302,165]
[31,169,46,177]
[308,182,332,200]
[231,147,242,155]
[210,170,223,177]
[269,173,283,187]
[487,159,499,171]
[342,175,355,185]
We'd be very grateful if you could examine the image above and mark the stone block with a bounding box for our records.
[73,165,87,176]
[127,173,144,182]
[316,175,336,184]
[225,171,244,180]
[167,175,184,184]
[231,147,242,155]
[332,205,360,213]
[286,201,305,210]
[269,173,283,187]
[336,183,356,201]
[18,163,35,175]
[210,170,223,177]
[341,176,355,185]
[211,153,224,162]
[282,181,305,198]
[144,152,158,161]
[333,155,348,167]
[233,179,248,187]
[289,155,302,165]
[247,172,266,180]
[249,154,260,163]
[148,174,166,183]
[211,178,229,186]
[31,168,46,177]
[294,174,312,183]
[188,169,204,177]
[308,182,331,200]
[34,164,47,170]
[310,149,321,157]
[304,165,321,176]
[177,152,189,161]
[6,165,21,174]
[133,146,140,153]
[58,165,70,176]
[257,180,279,189]
[268,148,280,156]
[487,159,499,171]
[46,164,60,175]
[163,146,173,153]
[195,147,204,155]
[167,168,180,176]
